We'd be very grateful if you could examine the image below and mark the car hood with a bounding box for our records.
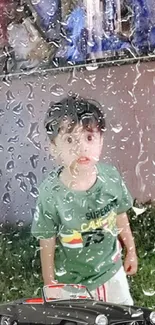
[48,299,146,322]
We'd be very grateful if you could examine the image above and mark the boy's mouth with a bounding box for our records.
[77,157,90,164]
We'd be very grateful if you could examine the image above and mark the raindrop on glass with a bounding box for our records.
[20,181,27,193]
[142,288,155,296]
[6,160,14,172]
[42,167,47,174]
[26,171,37,186]
[3,77,11,87]
[5,181,11,191]
[41,84,46,92]
[112,125,123,133]
[13,102,23,114]
[27,122,41,149]
[8,135,19,143]
[64,208,74,221]
[15,173,24,182]
[31,0,40,5]
[16,119,24,128]
[30,187,39,198]
[6,90,15,102]
[30,154,39,168]
[0,145,4,152]
[27,104,34,116]
[26,83,34,100]
[3,193,11,204]
[0,109,4,117]
[50,84,64,96]
[8,146,14,153]
[65,192,74,203]
[55,268,67,276]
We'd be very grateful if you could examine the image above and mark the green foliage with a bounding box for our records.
[0,203,155,306]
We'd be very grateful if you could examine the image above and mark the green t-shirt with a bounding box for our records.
[31,163,133,290]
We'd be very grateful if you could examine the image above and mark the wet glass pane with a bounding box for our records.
[0,0,155,312]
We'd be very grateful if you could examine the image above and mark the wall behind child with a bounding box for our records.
[0,61,155,223]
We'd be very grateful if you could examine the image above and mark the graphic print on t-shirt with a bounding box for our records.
[59,198,118,249]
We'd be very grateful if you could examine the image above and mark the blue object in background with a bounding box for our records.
[129,0,150,52]
[65,7,87,62]
[33,0,61,40]
[127,0,155,52]
[31,0,155,61]
[64,5,131,61]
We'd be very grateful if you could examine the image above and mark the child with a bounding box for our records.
[31,95,138,305]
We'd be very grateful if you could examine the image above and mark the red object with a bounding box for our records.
[47,284,86,289]
[0,0,14,46]
[25,298,44,304]
[25,297,55,303]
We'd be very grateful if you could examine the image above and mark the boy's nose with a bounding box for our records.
[75,141,88,155]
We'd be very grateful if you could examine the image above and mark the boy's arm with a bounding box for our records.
[116,212,138,275]
[40,237,56,285]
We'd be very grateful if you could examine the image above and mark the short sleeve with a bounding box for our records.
[31,197,59,239]
[116,173,133,215]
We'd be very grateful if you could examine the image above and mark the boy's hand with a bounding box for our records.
[124,250,138,275]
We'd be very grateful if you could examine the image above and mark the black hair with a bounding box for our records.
[44,94,106,141]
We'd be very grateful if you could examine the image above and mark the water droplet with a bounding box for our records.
[41,84,46,92]
[64,208,74,221]
[26,82,34,100]
[31,0,40,5]
[50,84,64,96]
[30,187,39,198]
[0,145,4,152]
[6,90,15,102]
[42,167,47,174]
[30,154,39,168]
[17,221,24,227]
[112,125,123,133]
[52,185,60,192]
[95,261,105,273]
[3,193,11,204]
[27,122,41,150]
[20,181,27,192]
[0,169,2,177]
[26,172,37,186]
[142,288,155,296]
[3,76,12,87]
[0,109,4,117]
[8,135,19,143]
[8,146,14,153]
[27,104,34,116]
[15,173,24,182]
[65,192,74,203]
[16,118,24,128]
[5,181,11,191]
[13,102,23,114]
[6,160,14,172]
[97,250,103,255]
[55,268,67,276]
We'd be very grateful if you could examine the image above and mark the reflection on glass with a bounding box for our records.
[0,0,155,75]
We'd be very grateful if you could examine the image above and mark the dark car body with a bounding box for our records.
[0,285,153,325]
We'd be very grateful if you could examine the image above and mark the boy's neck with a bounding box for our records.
[59,164,98,191]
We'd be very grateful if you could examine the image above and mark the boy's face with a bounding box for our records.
[51,120,103,170]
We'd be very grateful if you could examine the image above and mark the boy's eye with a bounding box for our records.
[87,134,93,141]
[67,136,73,144]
